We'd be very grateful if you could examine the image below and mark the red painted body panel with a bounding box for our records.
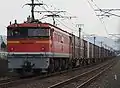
[51,26,70,54]
[8,39,50,52]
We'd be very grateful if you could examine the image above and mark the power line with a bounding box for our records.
[86,0,109,36]
[33,0,110,37]
[95,9,120,18]
[35,0,79,33]
[35,0,95,37]
[56,19,77,33]
[95,9,120,11]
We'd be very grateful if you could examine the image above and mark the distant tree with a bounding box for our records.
[0,36,7,51]
[1,42,6,50]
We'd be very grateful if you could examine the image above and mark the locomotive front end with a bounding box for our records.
[7,22,52,74]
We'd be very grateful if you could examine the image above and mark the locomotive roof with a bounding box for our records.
[7,22,50,28]
[7,22,72,35]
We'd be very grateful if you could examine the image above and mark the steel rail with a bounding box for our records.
[0,62,98,88]
[76,61,116,88]
[48,59,116,88]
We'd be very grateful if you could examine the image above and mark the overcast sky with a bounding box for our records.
[0,0,120,37]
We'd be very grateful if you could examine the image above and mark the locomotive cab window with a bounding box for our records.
[28,28,49,37]
[7,28,28,38]
[7,27,50,38]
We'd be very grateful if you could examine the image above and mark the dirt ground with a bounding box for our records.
[87,56,120,88]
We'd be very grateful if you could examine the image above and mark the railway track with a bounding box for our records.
[0,66,93,88]
[0,78,15,84]
[0,59,116,88]
[48,59,116,88]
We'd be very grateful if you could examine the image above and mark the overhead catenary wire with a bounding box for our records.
[29,0,109,37]
[56,19,78,33]
[85,0,117,50]
[36,0,105,37]
[32,0,117,50]
[86,0,109,37]
[92,1,120,18]
[90,1,120,50]
[36,0,79,34]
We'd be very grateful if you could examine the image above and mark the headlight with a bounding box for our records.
[41,47,45,51]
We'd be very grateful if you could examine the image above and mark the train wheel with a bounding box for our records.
[33,69,40,75]
[88,58,90,65]
[65,59,69,70]
[54,59,59,71]
[15,69,24,76]
[90,58,92,64]
[62,59,66,70]
[48,59,55,73]
[79,59,82,66]
[81,59,84,66]
[83,59,86,66]
[58,59,62,71]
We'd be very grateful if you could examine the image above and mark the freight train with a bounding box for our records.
[7,0,116,74]
[7,20,116,74]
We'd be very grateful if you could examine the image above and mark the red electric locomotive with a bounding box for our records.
[7,20,75,73]
[7,0,116,74]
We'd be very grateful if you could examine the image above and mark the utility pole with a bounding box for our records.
[76,24,84,59]
[93,36,96,59]
[100,41,103,58]
[79,27,82,58]
[26,0,44,21]
[31,0,35,20]
[0,36,6,51]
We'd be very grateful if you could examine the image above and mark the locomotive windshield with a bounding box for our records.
[7,27,49,38]
[28,28,49,37]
